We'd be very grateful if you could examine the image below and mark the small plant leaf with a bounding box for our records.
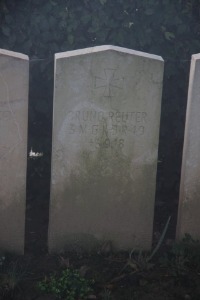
[164,32,175,41]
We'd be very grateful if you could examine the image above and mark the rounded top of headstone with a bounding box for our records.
[0,49,28,60]
[55,45,163,62]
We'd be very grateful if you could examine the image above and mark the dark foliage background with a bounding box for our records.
[0,0,200,253]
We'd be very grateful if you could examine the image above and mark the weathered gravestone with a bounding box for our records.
[177,54,200,240]
[49,45,164,252]
[0,49,29,254]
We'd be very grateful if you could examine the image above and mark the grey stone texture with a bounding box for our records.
[0,49,29,254]
[177,54,200,240]
[49,45,164,252]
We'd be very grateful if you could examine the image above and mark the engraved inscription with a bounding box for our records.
[67,110,147,123]
[64,109,147,152]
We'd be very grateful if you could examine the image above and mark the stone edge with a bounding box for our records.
[55,45,163,62]
[176,54,196,240]
[0,48,29,60]
[192,53,200,60]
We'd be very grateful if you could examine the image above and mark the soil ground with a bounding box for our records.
[1,236,200,300]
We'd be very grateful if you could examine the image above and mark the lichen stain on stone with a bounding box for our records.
[65,143,134,208]
[54,147,134,250]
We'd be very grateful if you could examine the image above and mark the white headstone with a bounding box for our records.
[49,45,164,252]
[177,54,200,240]
[0,49,29,254]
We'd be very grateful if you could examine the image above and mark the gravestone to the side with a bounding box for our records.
[0,49,29,254]
[177,54,200,240]
[49,45,164,252]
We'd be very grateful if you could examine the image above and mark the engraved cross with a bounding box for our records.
[94,68,124,98]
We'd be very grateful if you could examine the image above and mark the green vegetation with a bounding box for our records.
[38,268,93,300]
[0,0,199,60]
[0,235,200,299]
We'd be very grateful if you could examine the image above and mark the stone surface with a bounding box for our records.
[49,45,164,252]
[0,49,29,254]
[177,54,200,240]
